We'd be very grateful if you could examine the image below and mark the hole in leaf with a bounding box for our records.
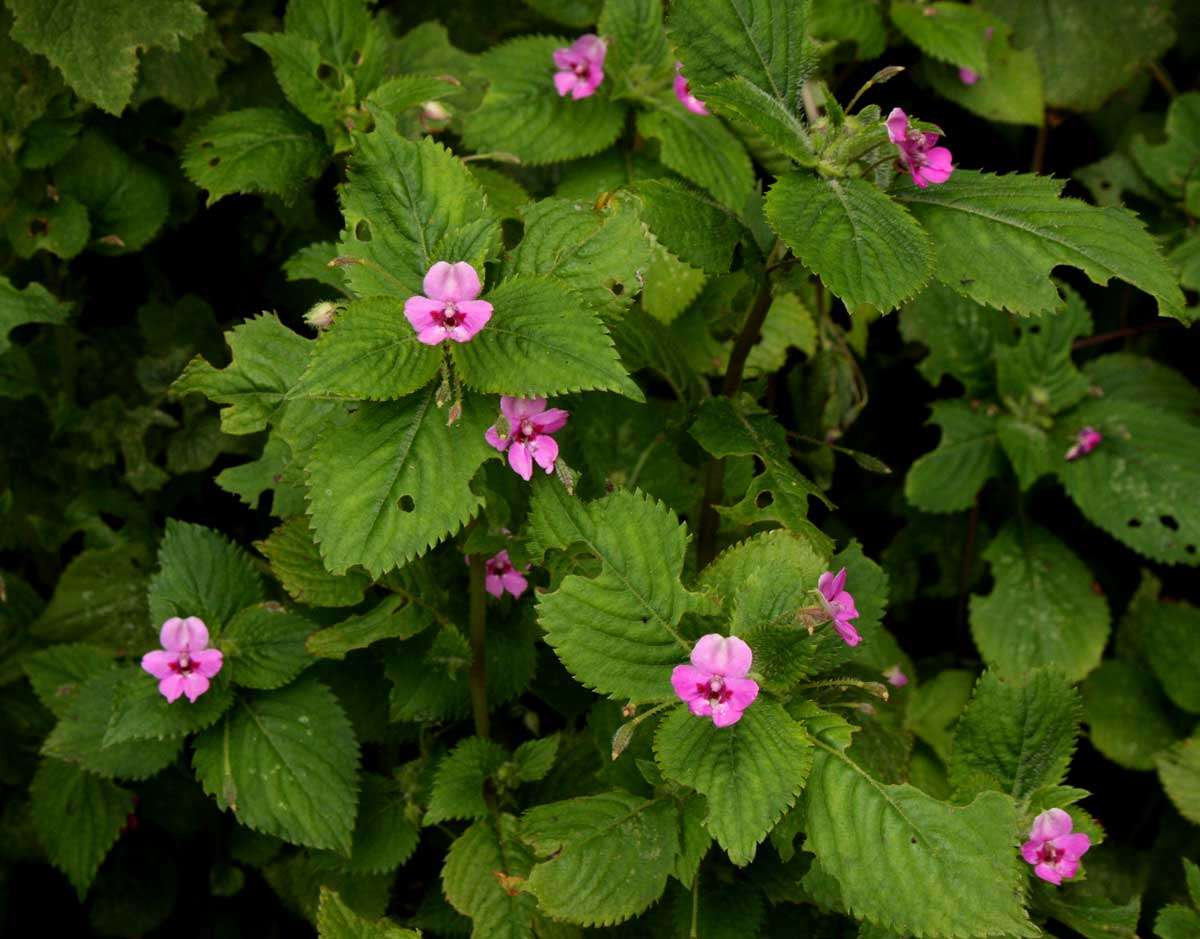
[356,220,372,242]
[352,49,364,66]
[1127,518,1142,528]
[398,494,415,512]
[1187,545,1197,555]
[1027,324,1041,334]
[755,490,774,509]
[208,156,220,167]
[27,217,49,237]
[200,140,214,149]
[610,282,624,296]
[316,63,336,82]
[1099,180,1112,189]
[1160,515,1179,531]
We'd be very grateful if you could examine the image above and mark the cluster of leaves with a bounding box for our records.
[1,0,1199,937]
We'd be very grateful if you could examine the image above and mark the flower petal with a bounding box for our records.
[671,664,709,704]
[572,34,607,66]
[141,650,177,679]
[159,617,187,651]
[1030,808,1073,842]
[485,573,504,598]
[1020,840,1042,864]
[920,147,954,184]
[485,424,510,452]
[434,261,483,302]
[1033,862,1063,886]
[554,71,579,97]
[834,618,862,647]
[501,570,528,598]
[530,434,559,473]
[416,324,448,345]
[454,299,493,339]
[508,442,534,481]
[1057,832,1091,861]
[158,674,186,703]
[181,672,211,703]
[711,702,746,727]
[886,107,909,145]
[725,676,759,712]
[552,48,576,70]
[502,397,547,424]
[530,407,569,434]
[404,295,443,332]
[690,634,753,678]
[192,648,224,678]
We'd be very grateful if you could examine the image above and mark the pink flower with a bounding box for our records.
[404,261,493,345]
[1021,809,1091,885]
[484,550,529,599]
[673,62,708,115]
[883,665,908,687]
[141,616,223,703]
[958,67,980,85]
[553,34,606,100]
[886,107,954,188]
[818,568,861,646]
[1065,427,1102,461]
[485,396,570,481]
[671,634,759,728]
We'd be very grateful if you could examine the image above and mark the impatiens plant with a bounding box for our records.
[2,0,1199,936]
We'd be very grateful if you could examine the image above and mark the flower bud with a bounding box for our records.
[304,301,338,330]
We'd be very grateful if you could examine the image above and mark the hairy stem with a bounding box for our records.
[695,262,778,569]
[468,554,490,739]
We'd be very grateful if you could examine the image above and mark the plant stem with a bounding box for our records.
[1071,321,1171,349]
[695,261,779,569]
[468,554,490,739]
[1030,122,1048,174]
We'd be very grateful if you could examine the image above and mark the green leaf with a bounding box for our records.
[505,194,651,318]
[1083,353,1200,416]
[522,0,602,26]
[1125,585,1200,715]
[656,699,813,865]
[970,523,1109,682]
[463,36,626,164]
[222,604,314,691]
[767,174,933,312]
[667,0,809,111]
[55,130,170,253]
[442,815,536,939]
[598,0,673,95]
[365,75,461,115]
[43,668,182,780]
[690,394,833,554]
[290,298,440,401]
[172,314,312,435]
[452,275,642,400]
[103,670,233,745]
[7,0,206,114]
[891,2,1005,75]
[641,239,708,323]
[1133,93,1200,209]
[530,482,702,703]
[1156,904,1200,939]
[894,170,1187,322]
[632,179,742,273]
[338,128,498,299]
[317,887,421,939]
[811,0,887,58]
[744,291,817,377]
[246,32,345,131]
[342,774,420,875]
[949,669,1080,802]
[521,791,678,926]
[30,543,151,649]
[6,195,90,260]
[1157,737,1200,826]
[305,390,493,576]
[804,741,1036,938]
[900,284,1012,394]
[1034,877,1142,939]
[30,759,134,898]
[257,518,371,609]
[925,38,1045,127]
[636,97,756,212]
[700,76,816,166]
[132,21,224,110]
[182,108,326,206]
[1082,660,1179,771]
[25,644,117,718]
[148,520,265,631]
[306,596,432,660]
[905,400,1003,513]
[906,668,977,764]
[995,287,1092,415]
[1053,397,1200,566]
[192,677,359,852]
[426,737,509,824]
[0,276,72,355]
[512,735,560,782]
[285,0,379,76]
[286,242,350,293]
[979,0,1174,112]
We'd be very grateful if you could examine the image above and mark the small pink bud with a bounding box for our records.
[883,665,908,687]
[673,61,709,115]
[422,100,450,122]
[958,67,980,85]
[1064,427,1102,461]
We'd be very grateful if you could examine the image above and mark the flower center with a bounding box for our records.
[700,675,731,707]
[438,302,462,328]
[511,419,536,444]
[170,652,196,675]
[1038,842,1064,865]
[573,61,589,77]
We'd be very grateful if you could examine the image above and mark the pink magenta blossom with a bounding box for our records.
[553,34,607,100]
[1021,809,1091,885]
[1065,426,1102,461]
[883,665,908,687]
[818,568,862,646]
[671,634,760,728]
[141,616,223,703]
[958,67,980,85]
[485,396,570,481]
[404,261,493,345]
[673,62,709,115]
[886,107,954,188]
[484,550,529,599]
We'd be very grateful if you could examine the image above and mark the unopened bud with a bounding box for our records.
[304,300,338,330]
[611,721,637,761]
[554,459,578,495]
[447,399,463,426]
